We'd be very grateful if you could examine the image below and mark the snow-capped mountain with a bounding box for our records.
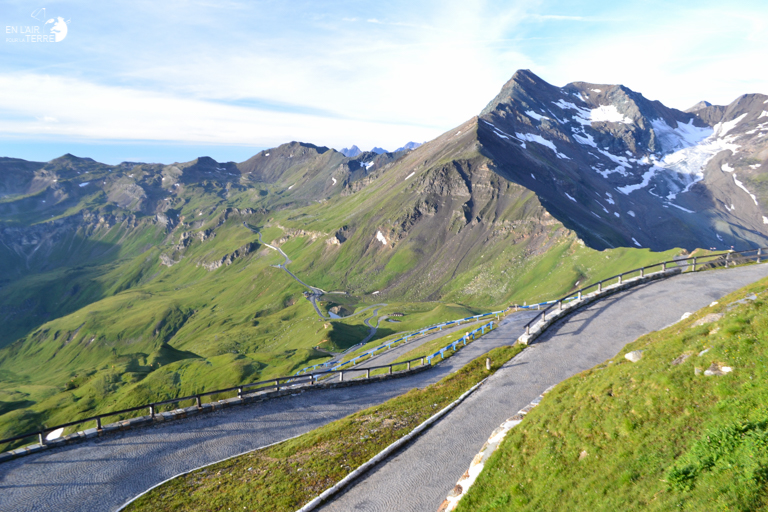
[477,69,768,250]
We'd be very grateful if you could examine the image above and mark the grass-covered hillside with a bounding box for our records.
[457,275,768,512]
[0,126,685,448]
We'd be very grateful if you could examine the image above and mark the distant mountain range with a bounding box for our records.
[339,142,423,157]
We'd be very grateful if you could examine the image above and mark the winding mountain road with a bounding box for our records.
[0,314,538,512]
[316,263,768,512]
[2,264,767,512]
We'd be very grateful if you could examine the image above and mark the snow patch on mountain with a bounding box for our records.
[619,126,740,197]
[375,231,388,245]
[668,202,694,213]
[722,163,735,173]
[405,171,415,180]
[651,118,712,153]
[627,210,635,217]
[714,113,749,137]
[591,105,632,124]
[516,132,569,159]
[525,110,547,121]
[632,237,641,247]
[733,174,759,205]
[565,192,576,202]
[332,177,337,185]
[760,111,768,119]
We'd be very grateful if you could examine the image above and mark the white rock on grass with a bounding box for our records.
[704,363,733,376]
[625,350,643,363]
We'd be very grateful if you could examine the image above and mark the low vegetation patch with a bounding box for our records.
[456,276,768,512]
[126,344,523,512]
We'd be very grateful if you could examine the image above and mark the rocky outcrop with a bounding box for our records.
[198,241,258,271]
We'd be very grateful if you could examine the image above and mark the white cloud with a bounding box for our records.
[2,1,767,154]
[0,74,439,148]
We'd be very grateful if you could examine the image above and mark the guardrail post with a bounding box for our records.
[149,404,155,419]
[97,417,102,431]
[526,325,530,335]
[725,253,730,268]
[339,371,344,382]
[597,282,602,292]
[237,387,243,398]
[420,357,425,366]
[39,431,45,446]
[577,291,582,300]
[309,374,315,385]
[275,379,280,391]
[662,262,667,271]
[542,310,546,321]
[366,368,370,378]
[640,267,644,277]
[407,361,411,370]
[618,275,622,284]
[196,396,202,408]
[536,304,540,310]
[388,365,392,375]
[558,300,562,311]
[759,248,763,264]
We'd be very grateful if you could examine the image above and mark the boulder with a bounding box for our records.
[625,350,643,363]
[704,363,733,376]
[691,313,723,327]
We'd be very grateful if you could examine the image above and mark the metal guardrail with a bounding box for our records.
[2,315,503,451]
[294,310,505,376]
[0,355,432,450]
[521,248,765,335]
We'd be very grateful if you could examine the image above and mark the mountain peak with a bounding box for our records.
[481,69,561,116]
[340,145,362,158]
[685,100,712,112]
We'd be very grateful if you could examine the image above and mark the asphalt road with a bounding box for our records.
[0,312,537,512]
[316,264,768,512]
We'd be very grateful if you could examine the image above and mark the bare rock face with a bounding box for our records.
[625,350,643,363]
[198,241,259,271]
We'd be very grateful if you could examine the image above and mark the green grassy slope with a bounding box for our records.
[457,275,768,512]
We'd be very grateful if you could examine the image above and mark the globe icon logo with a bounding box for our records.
[45,17,68,42]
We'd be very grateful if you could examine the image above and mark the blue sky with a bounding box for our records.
[1,0,767,164]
